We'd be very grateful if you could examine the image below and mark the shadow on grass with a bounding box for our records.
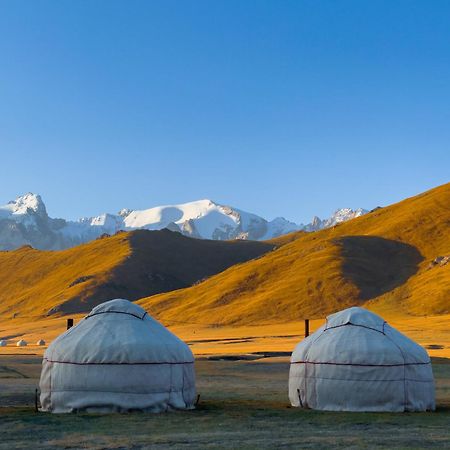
[337,235,423,300]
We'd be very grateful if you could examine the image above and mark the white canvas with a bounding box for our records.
[289,307,435,412]
[39,299,196,413]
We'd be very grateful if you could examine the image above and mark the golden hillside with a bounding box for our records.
[0,229,273,318]
[139,183,450,324]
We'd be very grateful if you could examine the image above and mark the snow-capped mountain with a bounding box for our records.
[0,193,367,250]
[304,208,368,232]
[62,199,300,244]
[0,193,67,250]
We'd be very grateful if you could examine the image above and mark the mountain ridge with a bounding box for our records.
[0,228,275,318]
[0,193,367,250]
[138,182,450,324]
[0,182,447,322]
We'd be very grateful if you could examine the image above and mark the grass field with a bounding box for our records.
[2,313,450,358]
[0,355,449,449]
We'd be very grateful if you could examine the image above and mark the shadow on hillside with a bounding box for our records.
[337,236,423,300]
[49,229,274,315]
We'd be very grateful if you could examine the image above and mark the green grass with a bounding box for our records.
[0,357,449,449]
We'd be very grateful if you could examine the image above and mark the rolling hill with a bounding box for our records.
[0,229,274,318]
[138,182,450,325]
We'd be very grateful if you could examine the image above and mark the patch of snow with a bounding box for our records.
[0,193,368,249]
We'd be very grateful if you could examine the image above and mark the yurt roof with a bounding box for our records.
[325,307,385,333]
[87,298,147,319]
[292,307,430,366]
[44,299,194,365]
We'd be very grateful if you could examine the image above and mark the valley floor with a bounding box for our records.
[0,355,449,449]
[1,313,450,358]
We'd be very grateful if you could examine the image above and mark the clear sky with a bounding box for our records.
[0,0,449,224]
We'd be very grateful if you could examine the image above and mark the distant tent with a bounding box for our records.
[39,299,196,413]
[0,340,7,347]
[289,307,435,412]
[36,339,46,346]
[16,339,28,347]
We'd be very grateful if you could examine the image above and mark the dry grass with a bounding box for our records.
[139,182,450,324]
[2,313,450,359]
[0,236,129,318]
[0,183,447,327]
[0,229,273,318]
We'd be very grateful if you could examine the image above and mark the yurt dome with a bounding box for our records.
[36,339,46,346]
[0,340,7,347]
[16,339,27,347]
[289,307,435,412]
[39,299,196,413]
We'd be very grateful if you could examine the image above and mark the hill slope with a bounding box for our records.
[0,229,274,318]
[138,183,450,324]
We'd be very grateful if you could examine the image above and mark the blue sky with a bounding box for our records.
[0,0,449,223]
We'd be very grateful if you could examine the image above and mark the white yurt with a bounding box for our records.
[289,307,435,412]
[39,299,196,413]
[0,340,7,347]
[36,339,46,346]
[16,339,28,347]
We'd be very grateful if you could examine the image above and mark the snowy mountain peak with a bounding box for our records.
[122,199,240,239]
[304,208,368,231]
[0,194,367,250]
[331,208,367,223]
[7,193,47,216]
[118,208,132,218]
[197,199,216,206]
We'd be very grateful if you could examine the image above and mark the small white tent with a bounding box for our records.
[289,307,435,412]
[0,340,7,347]
[16,339,27,347]
[36,339,46,346]
[39,299,196,413]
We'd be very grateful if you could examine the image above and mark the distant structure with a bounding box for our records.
[16,339,28,347]
[0,340,7,347]
[37,339,46,346]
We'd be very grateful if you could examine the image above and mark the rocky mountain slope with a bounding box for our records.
[0,193,367,250]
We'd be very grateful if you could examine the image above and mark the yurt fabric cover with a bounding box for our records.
[289,307,435,412]
[40,299,196,413]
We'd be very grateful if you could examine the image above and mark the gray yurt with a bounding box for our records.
[289,307,435,412]
[39,299,196,413]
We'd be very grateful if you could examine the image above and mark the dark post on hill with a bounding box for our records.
[304,319,310,338]
[67,318,74,330]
